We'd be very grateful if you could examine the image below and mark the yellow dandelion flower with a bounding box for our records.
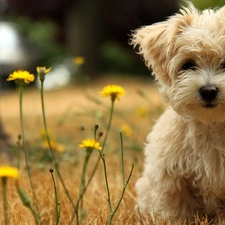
[36,66,51,81]
[136,107,148,118]
[121,124,132,137]
[0,166,20,179]
[79,139,102,151]
[39,128,53,140]
[43,139,64,153]
[7,70,35,84]
[99,85,126,101]
[36,66,51,74]
[74,57,85,66]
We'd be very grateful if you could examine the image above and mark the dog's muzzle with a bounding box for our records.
[199,85,218,108]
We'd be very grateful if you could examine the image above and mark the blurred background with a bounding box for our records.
[0,0,225,155]
[0,0,225,89]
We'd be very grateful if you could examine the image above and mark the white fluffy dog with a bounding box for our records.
[132,2,225,222]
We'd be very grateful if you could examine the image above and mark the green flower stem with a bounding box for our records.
[107,163,134,225]
[69,99,116,225]
[40,80,76,215]
[50,169,60,225]
[17,185,40,224]
[40,81,55,158]
[2,177,9,225]
[102,99,115,150]
[106,132,134,225]
[120,132,125,186]
[75,149,93,225]
[85,99,115,189]
[99,151,112,213]
[16,135,22,170]
[19,85,40,223]
[55,164,76,209]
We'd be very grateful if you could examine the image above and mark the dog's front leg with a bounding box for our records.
[136,169,198,221]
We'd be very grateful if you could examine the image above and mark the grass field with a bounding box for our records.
[0,75,167,225]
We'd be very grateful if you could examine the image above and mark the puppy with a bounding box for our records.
[132,2,225,222]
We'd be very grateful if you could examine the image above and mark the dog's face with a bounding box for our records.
[132,3,225,124]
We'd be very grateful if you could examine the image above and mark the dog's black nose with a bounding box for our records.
[199,85,218,102]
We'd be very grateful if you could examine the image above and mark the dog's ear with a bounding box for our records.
[131,3,197,84]
[131,22,174,83]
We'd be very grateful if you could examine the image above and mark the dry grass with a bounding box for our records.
[0,75,199,225]
[0,158,136,225]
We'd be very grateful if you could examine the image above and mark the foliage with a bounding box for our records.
[100,41,139,74]
[16,18,67,65]
[181,0,225,9]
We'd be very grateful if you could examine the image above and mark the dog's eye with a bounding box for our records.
[181,61,196,71]
[221,61,225,70]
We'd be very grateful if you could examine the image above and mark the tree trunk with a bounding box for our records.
[65,0,104,77]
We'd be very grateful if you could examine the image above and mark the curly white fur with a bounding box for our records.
[132,2,225,222]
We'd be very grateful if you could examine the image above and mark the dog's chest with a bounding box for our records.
[185,123,225,191]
